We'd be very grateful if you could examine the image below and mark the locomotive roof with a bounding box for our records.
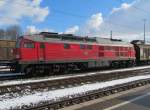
[96,37,132,46]
[131,40,150,46]
[23,32,133,47]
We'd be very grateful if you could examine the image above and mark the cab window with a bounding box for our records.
[80,44,85,49]
[24,42,35,48]
[64,43,70,49]
[87,45,93,49]
[40,43,45,48]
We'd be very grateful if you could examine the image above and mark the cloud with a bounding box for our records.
[65,25,79,34]
[26,25,54,34]
[32,0,42,6]
[86,13,103,30]
[99,0,149,40]
[26,26,38,34]
[65,13,103,36]
[77,12,103,36]
[111,3,132,14]
[0,0,49,25]
[68,0,150,42]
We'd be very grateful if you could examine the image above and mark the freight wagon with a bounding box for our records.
[132,40,150,65]
[0,40,16,65]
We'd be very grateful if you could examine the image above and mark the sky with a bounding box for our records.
[0,0,150,41]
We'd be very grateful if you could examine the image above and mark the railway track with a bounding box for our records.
[0,66,150,95]
[0,65,146,81]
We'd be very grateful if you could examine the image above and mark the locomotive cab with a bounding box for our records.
[12,37,36,73]
[15,37,36,61]
[12,35,47,74]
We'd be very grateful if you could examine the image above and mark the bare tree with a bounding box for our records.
[5,25,22,40]
[0,29,5,40]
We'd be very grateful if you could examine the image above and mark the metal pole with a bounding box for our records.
[144,19,146,43]
[110,30,112,40]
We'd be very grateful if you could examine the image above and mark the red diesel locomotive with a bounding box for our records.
[12,32,135,75]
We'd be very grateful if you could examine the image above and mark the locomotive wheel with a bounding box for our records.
[127,61,135,67]
[120,61,126,68]
[24,65,36,77]
[34,65,45,76]
[111,62,118,68]
[10,65,16,72]
[63,67,71,74]
[24,67,32,76]
[53,65,61,73]
[44,66,53,75]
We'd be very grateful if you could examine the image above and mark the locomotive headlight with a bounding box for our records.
[11,49,13,53]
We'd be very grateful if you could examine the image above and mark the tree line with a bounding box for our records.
[0,25,22,40]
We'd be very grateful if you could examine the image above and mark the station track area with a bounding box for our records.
[1,75,150,109]
[32,78,150,110]
[1,65,150,95]
[0,65,150,109]
[0,65,149,81]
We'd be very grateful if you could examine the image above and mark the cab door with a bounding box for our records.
[38,43,45,61]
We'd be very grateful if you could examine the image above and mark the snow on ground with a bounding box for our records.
[1,65,150,87]
[0,68,10,72]
[0,75,150,110]
[0,66,8,69]
[0,66,10,71]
